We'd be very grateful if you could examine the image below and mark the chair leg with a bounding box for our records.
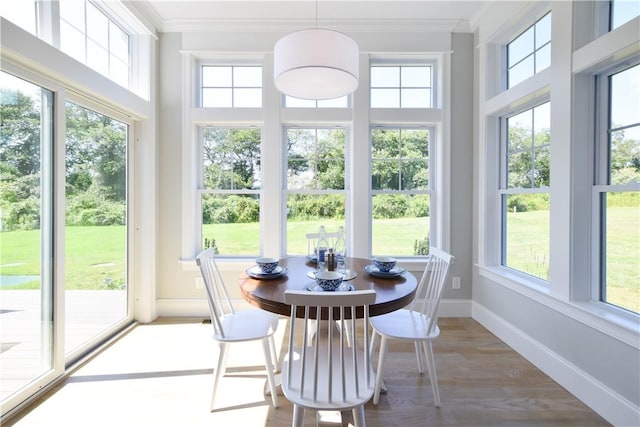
[269,335,279,372]
[352,405,366,427]
[292,404,304,427]
[261,338,279,408]
[211,342,229,411]
[415,341,425,374]
[369,330,378,359]
[423,340,441,407]
[373,336,388,405]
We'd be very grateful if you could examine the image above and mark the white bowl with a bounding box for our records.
[256,257,279,274]
[373,256,397,272]
[315,270,344,291]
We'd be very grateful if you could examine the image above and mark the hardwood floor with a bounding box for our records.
[6,317,610,426]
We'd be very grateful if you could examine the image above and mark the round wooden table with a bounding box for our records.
[238,256,418,318]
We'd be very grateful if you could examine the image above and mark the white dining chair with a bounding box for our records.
[369,247,454,406]
[282,289,376,427]
[195,248,280,411]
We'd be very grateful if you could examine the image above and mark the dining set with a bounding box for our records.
[196,242,454,427]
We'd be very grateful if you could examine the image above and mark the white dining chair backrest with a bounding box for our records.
[282,289,376,426]
[196,247,235,339]
[409,246,455,336]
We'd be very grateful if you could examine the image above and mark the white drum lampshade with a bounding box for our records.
[273,28,359,100]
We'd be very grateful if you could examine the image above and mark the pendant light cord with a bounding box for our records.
[315,0,318,28]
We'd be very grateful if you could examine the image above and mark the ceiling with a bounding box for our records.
[132,0,491,33]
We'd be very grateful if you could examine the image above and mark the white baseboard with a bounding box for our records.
[472,301,640,427]
[155,297,473,319]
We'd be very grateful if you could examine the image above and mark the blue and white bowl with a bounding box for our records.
[373,256,396,273]
[315,271,344,291]
[256,257,279,274]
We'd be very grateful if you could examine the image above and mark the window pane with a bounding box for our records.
[535,43,551,73]
[401,89,430,108]
[508,55,534,88]
[202,128,261,190]
[535,13,551,48]
[110,23,129,62]
[401,159,429,190]
[372,194,430,256]
[203,88,232,108]
[371,88,399,108]
[610,130,640,185]
[60,0,85,30]
[401,66,430,87]
[372,128,400,156]
[602,192,640,312]
[202,66,232,87]
[372,160,399,190]
[508,27,534,68]
[371,66,399,87]
[286,128,345,190]
[612,0,640,30]
[610,65,640,129]
[64,102,129,355]
[233,66,262,87]
[503,193,550,279]
[87,3,109,48]
[286,97,316,108]
[1,0,37,35]
[508,109,533,151]
[233,88,262,107]
[401,129,430,158]
[202,194,260,255]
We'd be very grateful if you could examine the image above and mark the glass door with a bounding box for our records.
[64,101,130,361]
[0,71,57,411]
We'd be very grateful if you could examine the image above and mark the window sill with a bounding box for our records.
[478,265,640,348]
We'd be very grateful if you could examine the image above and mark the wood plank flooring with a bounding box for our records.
[6,317,610,427]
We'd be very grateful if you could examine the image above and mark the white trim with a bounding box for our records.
[478,265,640,347]
[472,302,640,427]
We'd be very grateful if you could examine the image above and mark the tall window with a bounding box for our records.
[371,127,431,256]
[501,102,551,280]
[370,65,433,108]
[595,63,639,313]
[199,127,261,256]
[60,0,130,88]
[507,12,551,88]
[285,128,346,255]
[201,66,262,108]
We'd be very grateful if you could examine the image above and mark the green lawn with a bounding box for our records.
[2,210,637,312]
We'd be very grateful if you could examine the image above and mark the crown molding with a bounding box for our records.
[159,17,470,33]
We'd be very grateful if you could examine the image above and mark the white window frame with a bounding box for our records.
[592,61,640,314]
[283,126,349,256]
[498,100,551,283]
[200,64,263,108]
[369,125,435,258]
[370,61,437,109]
[196,126,263,257]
